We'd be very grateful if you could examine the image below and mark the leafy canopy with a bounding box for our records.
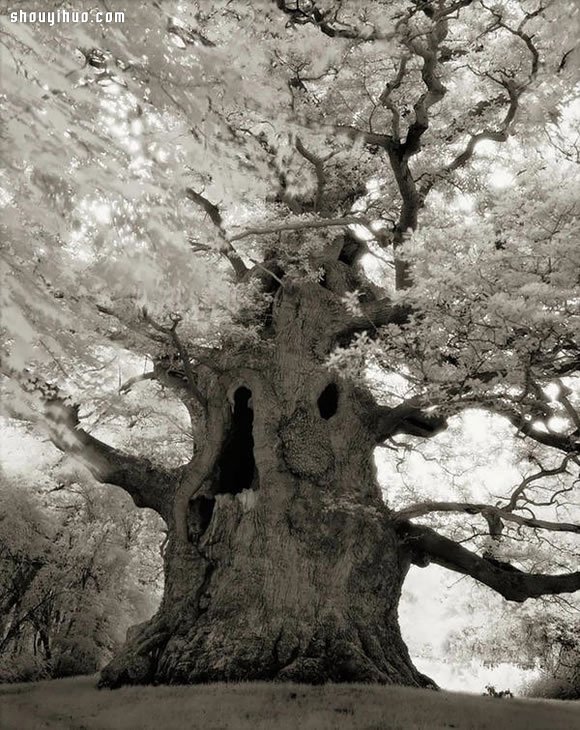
[0,1,579,605]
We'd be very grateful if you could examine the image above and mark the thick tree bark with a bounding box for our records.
[24,282,576,688]
[98,283,435,688]
[101,491,430,687]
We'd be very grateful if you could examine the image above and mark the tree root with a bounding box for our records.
[98,618,169,689]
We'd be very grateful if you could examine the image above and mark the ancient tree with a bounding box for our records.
[1,1,579,687]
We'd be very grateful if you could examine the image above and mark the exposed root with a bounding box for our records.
[98,618,169,689]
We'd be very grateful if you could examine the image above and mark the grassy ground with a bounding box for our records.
[0,676,578,730]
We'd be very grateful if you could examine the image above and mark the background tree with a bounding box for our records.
[1,0,579,687]
[0,466,163,682]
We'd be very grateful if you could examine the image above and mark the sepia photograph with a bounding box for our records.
[0,1,579,728]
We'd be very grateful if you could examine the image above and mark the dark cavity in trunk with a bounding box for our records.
[217,386,256,494]
[317,383,339,420]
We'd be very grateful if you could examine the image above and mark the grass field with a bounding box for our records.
[0,676,578,730]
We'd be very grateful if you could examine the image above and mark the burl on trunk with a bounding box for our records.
[99,282,433,688]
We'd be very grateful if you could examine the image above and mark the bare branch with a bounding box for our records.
[397,521,580,602]
[295,136,325,212]
[393,501,580,534]
[185,188,247,279]
[228,214,375,243]
[119,372,156,394]
[506,453,577,511]
[141,308,207,407]
[273,0,393,41]
[481,0,542,77]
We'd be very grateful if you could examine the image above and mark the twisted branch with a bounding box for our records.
[397,521,580,602]
[393,501,580,534]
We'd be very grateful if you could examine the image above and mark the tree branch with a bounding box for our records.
[335,297,412,339]
[495,406,580,455]
[3,370,176,520]
[506,453,577,511]
[228,214,375,243]
[141,308,207,408]
[295,136,326,212]
[372,399,448,440]
[420,78,520,198]
[49,411,177,521]
[185,188,247,279]
[401,17,449,159]
[386,145,421,290]
[393,501,580,534]
[273,0,392,41]
[419,4,544,197]
[378,55,409,143]
[167,18,214,48]
[383,7,452,290]
[334,125,394,149]
[397,521,580,602]
[118,372,156,394]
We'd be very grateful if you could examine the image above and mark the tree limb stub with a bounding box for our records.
[397,521,580,602]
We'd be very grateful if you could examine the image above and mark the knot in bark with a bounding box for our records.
[279,406,334,480]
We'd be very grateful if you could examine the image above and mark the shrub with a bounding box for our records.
[524,673,579,700]
[0,653,51,684]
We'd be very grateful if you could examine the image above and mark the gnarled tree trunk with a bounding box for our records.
[98,280,434,688]
[22,262,578,690]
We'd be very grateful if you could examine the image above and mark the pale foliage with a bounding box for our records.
[0,467,163,681]
[1,0,579,681]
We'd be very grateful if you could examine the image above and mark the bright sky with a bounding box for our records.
[401,566,541,693]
